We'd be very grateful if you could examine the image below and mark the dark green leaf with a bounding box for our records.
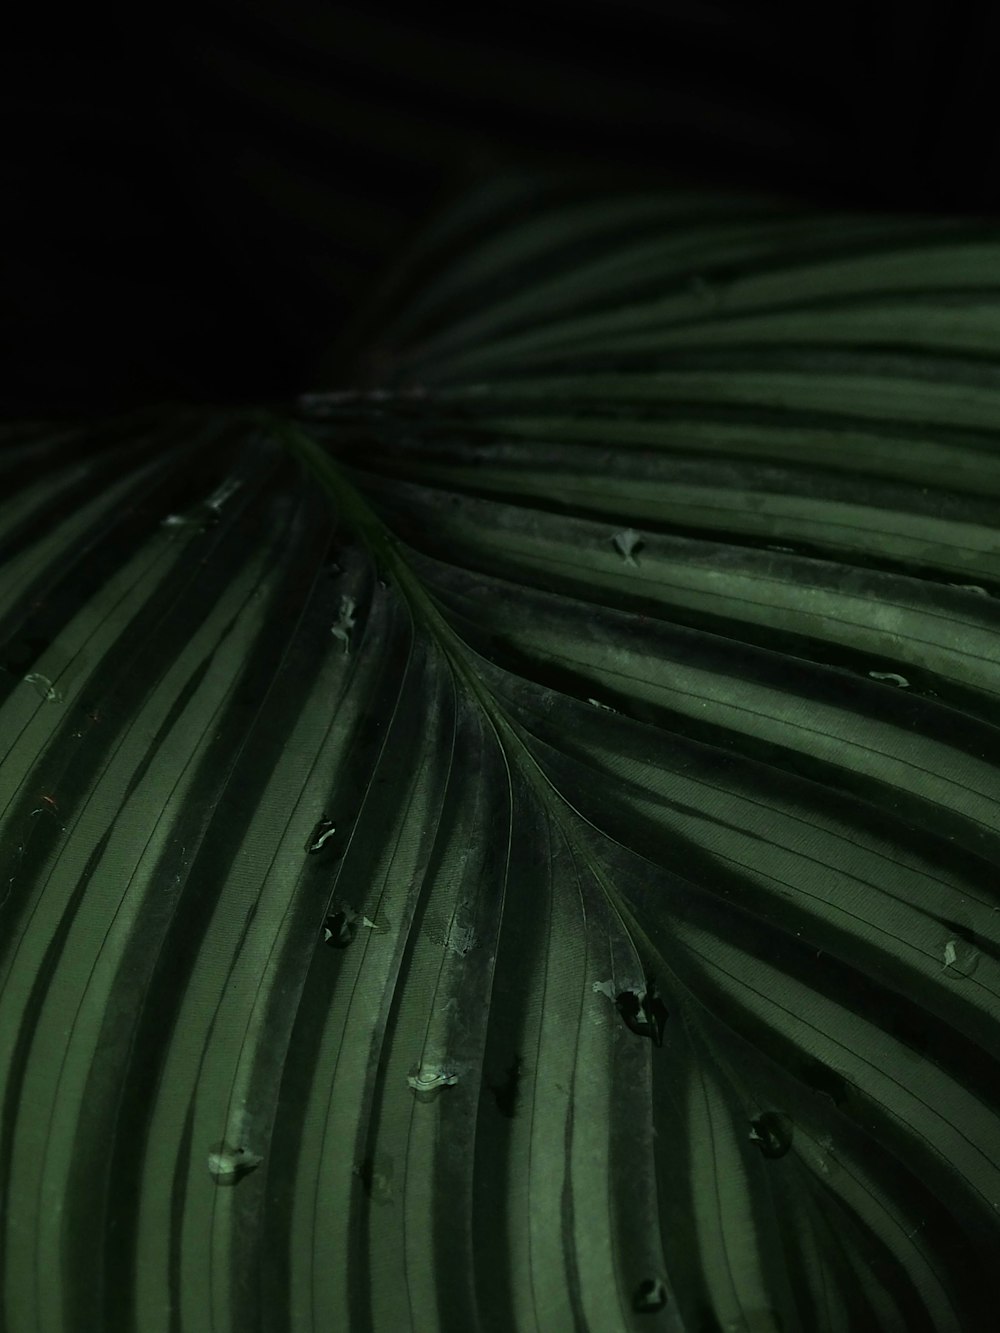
[3,186,1000,1333]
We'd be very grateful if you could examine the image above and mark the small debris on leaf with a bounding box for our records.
[612,528,644,567]
[748,1111,794,1159]
[306,818,337,854]
[632,1278,668,1313]
[868,671,909,687]
[615,979,669,1045]
[444,919,478,957]
[586,697,617,712]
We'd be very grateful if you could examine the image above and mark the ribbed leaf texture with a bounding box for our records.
[2,182,999,1333]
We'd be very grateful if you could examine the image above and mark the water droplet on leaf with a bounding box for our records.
[868,671,909,688]
[612,528,644,567]
[306,818,337,854]
[23,672,61,702]
[940,924,979,979]
[207,1142,263,1185]
[323,909,358,948]
[444,919,478,957]
[748,1111,794,1159]
[947,583,990,597]
[205,475,243,513]
[632,1277,668,1312]
[330,594,357,654]
[615,980,668,1045]
[407,1063,459,1102]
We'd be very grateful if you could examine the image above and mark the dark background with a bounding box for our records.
[5,2,999,416]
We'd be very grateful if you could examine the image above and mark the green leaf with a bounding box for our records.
[3,184,1000,1333]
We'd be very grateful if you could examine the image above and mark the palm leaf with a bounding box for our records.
[2,182,999,1333]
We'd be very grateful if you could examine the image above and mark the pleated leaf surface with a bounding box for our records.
[2,184,1000,1333]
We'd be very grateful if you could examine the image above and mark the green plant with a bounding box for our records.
[2,179,999,1333]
